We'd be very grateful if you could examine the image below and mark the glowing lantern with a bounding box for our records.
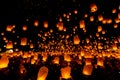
[98,15,103,21]
[6,25,13,32]
[98,26,102,32]
[22,25,27,31]
[31,59,35,64]
[34,54,38,60]
[115,18,120,23]
[57,22,64,31]
[64,54,71,62]
[30,43,34,49]
[102,30,105,34]
[90,16,94,22]
[43,21,48,28]
[86,38,89,43]
[112,44,118,51]
[118,36,120,42]
[118,12,120,19]
[53,57,59,64]
[114,24,118,28]
[85,58,92,65]
[74,9,78,14]
[21,38,27,46]
[0,55,9,68]
[20,64,26,74]
[34,20,39,27]
[60,66,71,79]
[22,52,28,58]
[112,9,116,13]
[97,58,104,67]
[73,35,80,45]
[83,65,93,76]
[102,19,107,24]
[107,19,112,24]
[42,54,48,62]
[6,41,13,49]
[90,3,98,12]
[37,66,48,80]
[79,20,85,29]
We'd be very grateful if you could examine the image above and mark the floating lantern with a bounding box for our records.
[22,25,27,31]
[37,66,48,80]
[21,38,27,46]
[83,65,93,76]
[53,57,59,64]
[6,41,13,49]
[79,20,85,29]
[97,58,104,67]
[60,66,71,79]
[90,3,98,12]
[98,26,102,32]
[43,21,48,28]
[73,35,80,45]
[34,20,39,27]
[0,55,9,68]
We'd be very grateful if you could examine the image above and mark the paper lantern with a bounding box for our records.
[43,21,48,28]
[85,58,92,65]
[42,54,48,62]
[20,64,26,74]
[97,58,104,67]
[6,41,13,49]
[98,26,102,32]
[37,66,48,80]
[57,22,64,31]
[90,3,98,12]
[83,65,93,76]
[114,24,118,28]
[112,9,116,13]
[90,16,94,22]
[21,38,27,46]
[34,20,39,27]
[79,20,85,29]
[53,57,59,64]
[61,66,71,79]
[74,9,78,14]
[0,55,9,68]
[6,25,13,32]
[30,43,34,49]
[118,12,120,19]
[98,14,103,21]
[22,52,28,58]
[64,54,71,62]
[31,58,36,64]
[73,35,80,45]
[22,25,27,31]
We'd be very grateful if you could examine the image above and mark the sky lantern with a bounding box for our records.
[34,20,39,27]
[43,21,48,28]
[31,58,35,64]
[73,35,80,45]
[98,26,102,32]
[118,36,120,42]
[90,3,98,12]
[112,9,116,14]
[30,43,34,49]
[0,55,9,68]
[57,22,64,31]
[20,64,26,74]
[53,57,59,64]
[79,20,85,29]
[21,38,27,46]
[37,66,48,80]
[85,58,92,65]
[42,54,48,62]
[22,25,27,31]
[97,58,104,67]
[98,14,103,21]
[6,25,13,32]
[60,66,71,79]
[114,24,118,28]
[90,16,94,22]
[64,54,71,62]
[118,12,120,19]
[74,9,78,14]
[83,65,93,76]
[6,41,13,49]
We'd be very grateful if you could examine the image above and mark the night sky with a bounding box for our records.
[0,0,120,52]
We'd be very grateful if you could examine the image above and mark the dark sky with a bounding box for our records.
[0,0,120,52]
